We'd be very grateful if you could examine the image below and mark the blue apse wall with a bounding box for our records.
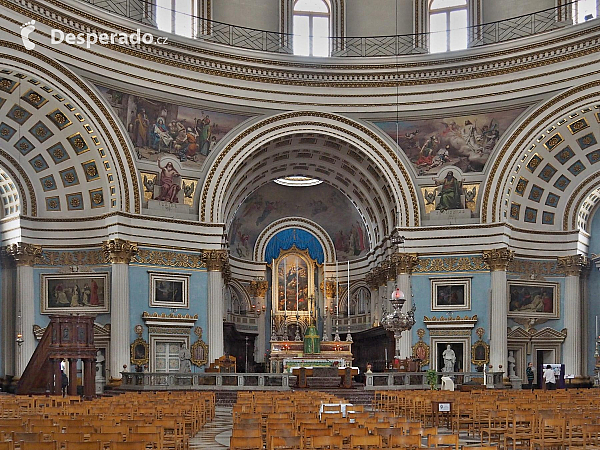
[587,210,600,374]
[128,263,208,370]
[410,264,490,372]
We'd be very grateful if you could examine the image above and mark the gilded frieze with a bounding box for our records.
[132,249,204,269]
[413,256,487,273]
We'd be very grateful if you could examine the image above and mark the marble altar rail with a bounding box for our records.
[120,372,295,390]
[364,371,505,390]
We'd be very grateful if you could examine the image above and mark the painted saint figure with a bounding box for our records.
[155,159,181,203]
[434,171,463,211]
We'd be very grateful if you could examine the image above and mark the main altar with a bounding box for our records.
[267,245,354,373]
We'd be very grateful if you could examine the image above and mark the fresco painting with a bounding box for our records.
[96,86,251,170]
[229,183,368,261]
[372,107,527,174]
[277,255,309,312]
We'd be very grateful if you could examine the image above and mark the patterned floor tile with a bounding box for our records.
[190,406,231,449]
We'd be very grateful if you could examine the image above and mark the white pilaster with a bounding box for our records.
[4,243,42,377]
[1,255,15,376]
[103,239,137,381]
[558,255,587,377]
[483,248,513,375]
[205,250,227,364]
[250,279,268,363]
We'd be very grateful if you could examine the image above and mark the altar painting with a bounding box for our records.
[276,254,309,312]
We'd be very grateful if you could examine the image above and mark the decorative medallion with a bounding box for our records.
[46,142,70,164]
[21,89,48,109]
[14,136,35,155]
[67,133,89,154]
[59,167,80,187]
[46,109,72,130]
[29,155,49,173]
[40,175,57,191]
[537,163,557,182]
[545,193,560,208]
[7,105,31,125]
[29,121,54,143]
[576,133,597,150]
[553,175,571,191]
[82,160,99,181]
[45,196,60,211]
[567,160,586,177]
[0,122,16,141]
[66,192,84,210]
[515,177,528,196]
[526,153,542,173]
[586,149,600,165]
[527,184,544,203]
[544,133,563,151]
[542,211,555,225]
[89,188,104,208]
[553,146,574,165]
[509,202,521,220]
[567,117,589,134]
[0,78,18,93]
[524,207,538,223]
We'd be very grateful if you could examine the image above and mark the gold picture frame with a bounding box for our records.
[471,340,490,367]
[130,337,149,367]
[412,341,430,367]
[190,326,208,367]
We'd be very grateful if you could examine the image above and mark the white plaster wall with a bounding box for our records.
[345,0,414,36]
[482,0,555,22]
[213,0,280,32]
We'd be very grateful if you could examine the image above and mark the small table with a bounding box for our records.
[431,401,453,428]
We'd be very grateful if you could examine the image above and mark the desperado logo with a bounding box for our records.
[51,29,168,48]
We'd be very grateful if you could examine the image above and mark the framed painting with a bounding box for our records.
[471,340,490,367]
[42,273,109,314]
[508,280,559,318]
[431,278,471,311]
[149,272,189,308]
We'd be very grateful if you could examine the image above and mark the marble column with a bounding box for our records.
[483,248,514,375]
[5,243,42,377]
[102,239,137,381]
[558,254,588,377]
[249,278,268,363]
[1,252,15,376]
[204,250,228,364]
[392,253,419,359]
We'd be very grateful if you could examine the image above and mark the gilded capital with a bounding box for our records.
[557,254,588,277]
[203,249,228,272]
[365,272,378,290]
[249,278,269,298]
[102,239,138,264]
[4,242,42,266]
[391,253,419,275]
[482,248,514,271]
[324,279,337,299]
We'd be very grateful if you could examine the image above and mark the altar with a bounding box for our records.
[269,340,353,373]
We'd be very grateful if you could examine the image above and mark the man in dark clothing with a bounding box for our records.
[61,370,68,397]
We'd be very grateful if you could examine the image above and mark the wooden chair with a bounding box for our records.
[65,443,103,450]
[427,434,459,450]
[349,434,382,450]
[580,423,600,449]
[373,427,404,447]
[88,433,126,448]
[389,434,422,450]
[232,427,262,438]
[310,435,343,450]
[229,436,263,450]
[503,413,535,450]
[0,442,14,450]
[530,418,567,450]
[20,443,57,450]
[109,445,147,450]
[12,431,43,443]
[269,435,301,450]
[408,426,438,438]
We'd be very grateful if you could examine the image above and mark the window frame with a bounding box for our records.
[429,0,468,53]
[293,0,331,56]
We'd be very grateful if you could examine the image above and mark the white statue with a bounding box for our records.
[442,344,456,372]
[179,344,192,373]
[508,350,516,378]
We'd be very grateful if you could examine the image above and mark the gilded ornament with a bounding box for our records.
[28,92,41,103]
[86,165,98,177]
[73,137,85,149]
[1,129,9,136]
[34,159,43,168]
[557,254,588,276]
[4,242,42,266]
[13,109,24,119]
[92,193,103,204]
[48,200,58,208]
[54,112,67,124]
[391,253,419,275]
[70,197,80,207]
[19,142,28,151]
[102,238,138,264]
[53,148,64,158]
[482,248,514,271]
[0,79,11,90]
[44,179,54,188]
[249,278,268,298]
[203,249,228,272]
[65,173,75,183]
[36,126,47,137]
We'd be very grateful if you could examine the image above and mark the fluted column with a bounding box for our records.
[5,243,42,376]
[102,239,137,381]
[392,253,419,359]
[1,252,15,376]
[249,278,268,363]
[483,248,514,375]
[558,254,588,377]
[205,250,227,363]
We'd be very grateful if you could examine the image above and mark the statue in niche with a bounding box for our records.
[442,344,456,372]
[508,351,516,378]
[179,344,192,373]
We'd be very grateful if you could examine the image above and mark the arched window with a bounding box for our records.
[293,0,330,57]
[429,0,468,53]
[155,0,196,38]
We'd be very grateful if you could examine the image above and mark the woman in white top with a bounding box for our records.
[543,365,556,390]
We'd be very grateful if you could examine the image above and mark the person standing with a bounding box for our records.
[61,370,68,397]
[526,362,535,390]
[543,364,556,390]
